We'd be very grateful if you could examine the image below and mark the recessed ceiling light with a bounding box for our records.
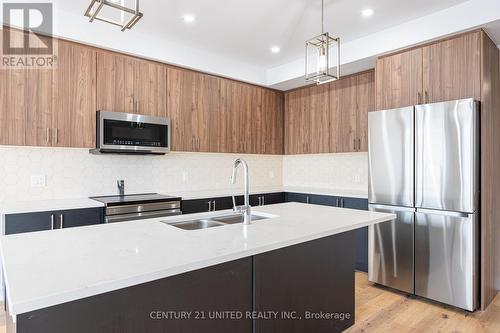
[183,14,195,23]
[271,46,281,54]
[362,8,374,17]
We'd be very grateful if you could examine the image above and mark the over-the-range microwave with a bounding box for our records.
[90,111,171,155]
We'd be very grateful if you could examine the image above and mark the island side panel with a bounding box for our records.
[10,258,253,333]
[254,231,356,333]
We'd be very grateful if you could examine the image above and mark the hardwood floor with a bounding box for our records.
[0,272,498,333]
[348,272,500,333]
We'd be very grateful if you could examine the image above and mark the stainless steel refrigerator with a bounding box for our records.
[367,98,479,311]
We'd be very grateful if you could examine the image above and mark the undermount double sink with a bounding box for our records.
[162,213,270,230]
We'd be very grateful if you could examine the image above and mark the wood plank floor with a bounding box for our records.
[348,272,500,333]
[0,272,498,333]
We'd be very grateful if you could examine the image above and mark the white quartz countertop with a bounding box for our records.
[0,202,393,317]
[0,198,105,215]
[173,186,368,200]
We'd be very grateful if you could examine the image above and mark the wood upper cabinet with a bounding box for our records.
[167,68,220,152]
[284,85,329,155]
[52,40,97,148]
[219,79,253,153]
[376,31,482,110]
[284,89,302,155]
[422,31,481,103]
[261,90,284,155]
[97,52,167,117]
[356,70,375,152]
[375,48,423,110]
[330,76,357,153]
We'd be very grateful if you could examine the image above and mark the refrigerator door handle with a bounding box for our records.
[369,204,415,213]
[416,208,472,218]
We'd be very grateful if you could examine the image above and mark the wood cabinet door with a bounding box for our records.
[356,71,375,152]
[167,68,219,152]
[331,75,357,152]
[134,59,167,117]
[96,52,135,113]
[284,90,302,154]
[52,40,97,148]
[0,66,26,146]
[0,28,27,146]
[261,90,284,154]
[304,84,330,153]
[375,48,423,110]
[219,80,251,153]
[25,62,53,147]
[423,32,481,103]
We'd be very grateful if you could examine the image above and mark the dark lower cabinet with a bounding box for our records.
[181,197,233,214]
[182,193,286,214]
[8,234,355,333]
[254,231,355,333]
[4,208,104,235]
[284,193,369,272]
[10,258,253,333]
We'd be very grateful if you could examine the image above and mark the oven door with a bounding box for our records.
[97,111,170,154]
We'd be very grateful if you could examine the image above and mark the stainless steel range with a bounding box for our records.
[91,193,182,223]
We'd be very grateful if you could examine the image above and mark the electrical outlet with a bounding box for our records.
[352,173,361,184]
[30,175,46,187]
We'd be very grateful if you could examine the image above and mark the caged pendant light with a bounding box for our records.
[305,0,341,84]
[84,0,143,31]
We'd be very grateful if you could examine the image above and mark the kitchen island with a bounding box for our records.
[0,202,395,333]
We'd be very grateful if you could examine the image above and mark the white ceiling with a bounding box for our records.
[57,0,471,68]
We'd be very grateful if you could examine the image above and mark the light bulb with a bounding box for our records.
[318,48,327,73]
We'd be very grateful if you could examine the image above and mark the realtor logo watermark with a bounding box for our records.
[2,2,57,68]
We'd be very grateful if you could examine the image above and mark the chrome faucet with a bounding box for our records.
[231,159,251,225]
[117,180,125,196]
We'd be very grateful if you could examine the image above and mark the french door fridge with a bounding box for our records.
[368,99,479,311]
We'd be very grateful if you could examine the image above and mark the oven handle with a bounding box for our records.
[105,209,182,223]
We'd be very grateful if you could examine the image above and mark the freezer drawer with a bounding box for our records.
[368,204,414,293]
[415,99,479,213]
[368,106,414,207]
[415,209,478,311]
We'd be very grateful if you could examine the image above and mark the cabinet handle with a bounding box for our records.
[46,128,50,144]
[354,139,357,151]
[54,128,59,144]
[341,199,345,208]
[336,198,340,207]
[212,200,216,211]
[60,214,64,229]
[258,197,262,206]
[50,214,55,230]
[262,196,265,205]
[418,92,422,104]
[358,139,361,151]
[192,137,195,150]
[306,196,310,204]
[208,201,212,212]
[425,91,429,104]
[197,138,200,151]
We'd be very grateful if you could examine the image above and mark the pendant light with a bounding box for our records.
[305,0,340,84]
[84,0,143,31]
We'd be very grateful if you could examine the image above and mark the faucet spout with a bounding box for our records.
[231,159,251,225]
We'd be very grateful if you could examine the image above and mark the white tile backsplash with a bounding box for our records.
[0,147,368,202]
[282,153,368,191]
[0,146,283,202]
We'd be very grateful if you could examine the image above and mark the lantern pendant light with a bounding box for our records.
[305,0,341,84]
[84,0,143,32]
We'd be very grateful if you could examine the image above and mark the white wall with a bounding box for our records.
[0,147,283,202]
[282,153,368,191]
